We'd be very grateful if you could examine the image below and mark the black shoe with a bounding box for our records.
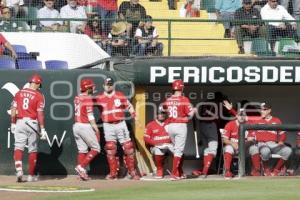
[238,47,245,54]
[224,29,230,38]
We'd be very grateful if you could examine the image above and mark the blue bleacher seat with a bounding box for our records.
[0,56,16,69]
[45,60,68,70]
[17,59,43,70]
[16,52,34,60]
[12,45,27,53]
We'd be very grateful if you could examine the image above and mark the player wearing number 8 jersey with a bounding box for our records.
[10,74,48,182]
[73,79,100,181]
[162,79,196,180]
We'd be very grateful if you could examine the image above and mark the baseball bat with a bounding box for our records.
[25,121,42,137]
[192,117,200,159]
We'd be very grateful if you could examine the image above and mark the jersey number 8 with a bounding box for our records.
[22,98,29,110]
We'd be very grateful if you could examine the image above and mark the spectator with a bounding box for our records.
[60,0,87,33]
[0,33,17,59]
[261,0,297,52]
[215,0,242,38]
[106,21,130,56]
[134,15,163,56]
[118,0,146,37]
[234,0,266,54]
[4,0,25,17]
[84,15,107,49]
[252,0,268,11]
[37,0,66,32]
[248,102,292,176]
[280,0,300,19]
[0,6,20,31]
[94,0,118,36]
[168,0,177,10]
[184,0,200,17]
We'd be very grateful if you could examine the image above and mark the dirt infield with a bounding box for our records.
[0,175,150,200]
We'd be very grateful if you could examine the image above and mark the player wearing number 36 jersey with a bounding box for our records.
[11,74,48,182]
[162,79,196,180]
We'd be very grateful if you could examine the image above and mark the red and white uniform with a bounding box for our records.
[74,94,94,123]
[251,117,286,143]
[223,120,240,144]
[96,91,130,123]
[144,120,172,146]
[73,94,100,153]
[164,95,193,123]
[12,88,45,120]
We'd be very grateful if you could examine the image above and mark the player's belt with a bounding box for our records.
[106,120,123,124]
[18,117,37,121]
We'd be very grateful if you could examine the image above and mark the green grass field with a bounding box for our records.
[38,178,300,200]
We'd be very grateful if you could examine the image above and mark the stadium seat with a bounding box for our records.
[45,60,68,70]
[17,59,43,70]
[16,52,35,60]
[251,38,274,56]
[0,56,16,69]
[12,45,27,53]
[278,38,299,57]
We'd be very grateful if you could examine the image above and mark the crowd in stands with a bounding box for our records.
[216,0,299,54]
[0,0,163,57]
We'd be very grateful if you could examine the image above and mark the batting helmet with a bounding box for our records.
[80,79,95,92]
[172,79,184,91]
[29,74,42,84]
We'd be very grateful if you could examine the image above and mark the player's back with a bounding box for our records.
[74,94,94,123]
[14,88,44,120]
[164,95,192,123]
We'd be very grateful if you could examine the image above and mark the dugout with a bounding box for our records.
[0,56,300,175]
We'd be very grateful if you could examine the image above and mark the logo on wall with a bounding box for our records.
[150,66,300,84]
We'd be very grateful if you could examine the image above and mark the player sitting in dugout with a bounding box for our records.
[144,109,174,179]
[223,101,292,176]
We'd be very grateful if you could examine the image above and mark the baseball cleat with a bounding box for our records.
[155,169,163,179]
[75,165,89,181]
[224,171,233,179]
[16,170,24,183]
[27,175,38,182]
[192,169,202,177]
[170,174,181,181]
[250,170,261,176]
[264,168,272,176]
[105,174,118,180]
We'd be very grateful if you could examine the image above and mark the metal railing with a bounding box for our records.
[2,18,300,56]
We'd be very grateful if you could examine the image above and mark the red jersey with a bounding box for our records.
[252,116,286,142]
[0,33,7,54]
[96,0,118,11]
[223,120,240,143]
[144,120,171,146]
[163,95,193,123]
[96,91,130,123]
[12,88,45,120]
[74,94,94,123]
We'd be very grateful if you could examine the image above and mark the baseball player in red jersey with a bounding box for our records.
[95,77,140,180]
[248,103,292,176]
[144,110,174,179]
[222,109,251,178]
[10,74,48,182]
[163,79,196,180]
[73,79,101,181]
